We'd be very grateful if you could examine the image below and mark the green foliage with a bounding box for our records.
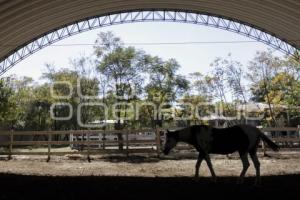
[145,57,189,103]
[0,78,14,126]
[1,31,299,131]
[248,50,300,126]
[95,33,147,99]
[144,56,189,127]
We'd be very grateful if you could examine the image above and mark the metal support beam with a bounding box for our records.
[0,10,299,76]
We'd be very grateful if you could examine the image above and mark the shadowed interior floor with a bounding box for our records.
[0,174,299,199]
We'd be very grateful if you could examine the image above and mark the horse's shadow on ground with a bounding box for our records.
[98,153,283,164]
[99,155,161,163]
[99,154,199,163]
[0,173,299,199]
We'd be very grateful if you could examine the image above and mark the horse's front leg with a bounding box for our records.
[195,153,204,178]
[204,154,217,183]
[237,152,250,185]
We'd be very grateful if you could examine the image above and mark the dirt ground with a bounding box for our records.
[0,153,300,177]
[0,152,300,199]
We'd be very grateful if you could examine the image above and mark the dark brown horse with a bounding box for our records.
[163,125,279,185]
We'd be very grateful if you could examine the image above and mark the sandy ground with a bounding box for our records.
[0,152,299,177]
[0,152,300,199]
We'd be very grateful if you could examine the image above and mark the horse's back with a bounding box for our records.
[210,126,249,154]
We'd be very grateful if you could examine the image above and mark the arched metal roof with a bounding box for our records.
[0,0,299,75]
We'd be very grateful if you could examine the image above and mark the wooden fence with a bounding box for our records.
[0,127,299,161]
[0,129,162,161]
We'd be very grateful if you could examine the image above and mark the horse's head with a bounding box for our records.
[163,130,179,155]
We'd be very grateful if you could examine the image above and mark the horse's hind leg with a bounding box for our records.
[250,150,261,185]
[238,151,250,184]
[195,154,204,178]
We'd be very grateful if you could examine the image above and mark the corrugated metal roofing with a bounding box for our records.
[0,0,299,62]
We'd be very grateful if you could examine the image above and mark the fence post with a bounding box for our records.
[98,133,101,149]
[261,140,266,156]
[8,129,14,160]
[102,133,106,150]
[87,131,91,162]
[70,132,73,149]
[155,128,161,158]
[126,130,129,157]
[47,132,52,162]
[262,131,267,156]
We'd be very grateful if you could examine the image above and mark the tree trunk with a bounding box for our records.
[263,80,278,127]
[115,83,123,150]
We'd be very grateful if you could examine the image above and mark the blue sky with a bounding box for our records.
[4,22,284,81]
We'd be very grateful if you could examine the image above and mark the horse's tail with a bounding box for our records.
[260,132,280,151]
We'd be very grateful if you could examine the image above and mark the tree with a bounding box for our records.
[249,72,300,126]
[225,57,247,103]
[280,56,300,107]
[94,32,148,149]
[248,50,286,126]
[189,72,213,101]
[42,65,100,132]
[0,78,14,128]
[208,58,229,104]
[6,76,35,130]
[24,84,52,132]
[145,56,189,127]
[178,94,207,126]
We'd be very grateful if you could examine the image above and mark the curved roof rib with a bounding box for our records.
[0,0,299,75]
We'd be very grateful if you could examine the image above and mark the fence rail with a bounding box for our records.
[0,129,162,161]
[261,127,300,132]
[0,127,299,161]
